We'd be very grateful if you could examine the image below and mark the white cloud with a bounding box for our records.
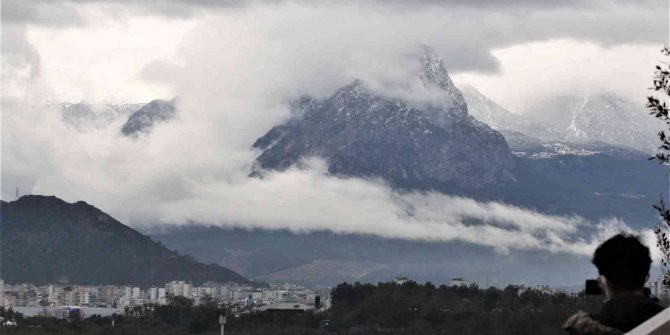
[11,1,667,104]
[1,94,647,257]
[2,1,662,259]
[455,40,663,112]
[24,14,195,103]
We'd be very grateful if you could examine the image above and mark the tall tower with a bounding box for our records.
[15,187,19,200]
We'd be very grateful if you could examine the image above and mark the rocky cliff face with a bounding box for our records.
[121,99,177,136]
[253,49,514,191]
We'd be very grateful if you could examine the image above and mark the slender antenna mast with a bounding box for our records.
[15,187,19,200]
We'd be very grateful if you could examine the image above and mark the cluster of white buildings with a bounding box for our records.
[0,279,331,311]
[5,275,664,312]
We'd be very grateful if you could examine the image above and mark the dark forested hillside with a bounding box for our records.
[0,195,249,287]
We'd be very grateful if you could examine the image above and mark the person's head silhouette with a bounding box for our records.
[591,233,652,300]
[564,234,664,334]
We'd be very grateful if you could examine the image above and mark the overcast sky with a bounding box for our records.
[1,0,667,257]
[3,0,667,109]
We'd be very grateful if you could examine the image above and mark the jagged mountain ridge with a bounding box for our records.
[121,99,177,136]
[419,48,468,118]
[61,102,143,130]
[0,195,250,287]
[459,85,527,133]
[461,86,663,152]
[253,49,515,190]
[60,99,177,136]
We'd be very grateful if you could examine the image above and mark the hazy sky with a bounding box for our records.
[3,0,666,109]
[1,0,667,257]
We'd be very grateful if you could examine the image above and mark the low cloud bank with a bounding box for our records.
[146,159,647,257]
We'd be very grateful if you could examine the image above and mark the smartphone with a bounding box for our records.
[585,279,602,295]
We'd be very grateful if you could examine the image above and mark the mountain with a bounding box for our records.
[0,195,249,287]
[60,99,177,136]
[251,49,665,219]
[121,99,177,136]
[498,130,544,152]
[253,48,514,191]
[61,102,143,130]
[461,86,663,152]
[256,260,389,288]
[459,85,526,132]
[520,93,663,152]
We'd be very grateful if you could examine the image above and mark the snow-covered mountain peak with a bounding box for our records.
[332,80,374,106]
[251,49,514,190]
[418,46,468,117]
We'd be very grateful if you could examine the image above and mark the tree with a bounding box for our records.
[646,46,670,290]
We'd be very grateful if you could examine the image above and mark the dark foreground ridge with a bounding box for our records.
[0,195,249,287]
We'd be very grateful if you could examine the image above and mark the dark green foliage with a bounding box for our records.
[647,46,670,290]
[1,306,25,324]
[0,195,249,287]
[327,281,603,335]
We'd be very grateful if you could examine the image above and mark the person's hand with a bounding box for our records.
[563,311,623,335]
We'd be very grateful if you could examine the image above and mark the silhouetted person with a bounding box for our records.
[564,233,665,335]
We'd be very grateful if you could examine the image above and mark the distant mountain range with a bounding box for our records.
[61,99,177,136]
[250,48,665,221]
[149,225,595,288]
[0,195,249,287]
[461,85,663,153]
[45,47,668,289]
[147,49,667,288]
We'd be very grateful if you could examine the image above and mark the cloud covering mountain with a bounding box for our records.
[1,0,664,262]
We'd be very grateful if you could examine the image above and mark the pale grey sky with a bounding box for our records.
[2,0,667,107]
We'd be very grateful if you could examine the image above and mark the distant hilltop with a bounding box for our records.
[0,195,249,287]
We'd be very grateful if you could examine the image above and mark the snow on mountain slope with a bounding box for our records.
[121,99,177,136]
[61,102,143,129]
[462,85,663,153]
[253,48,515,190]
